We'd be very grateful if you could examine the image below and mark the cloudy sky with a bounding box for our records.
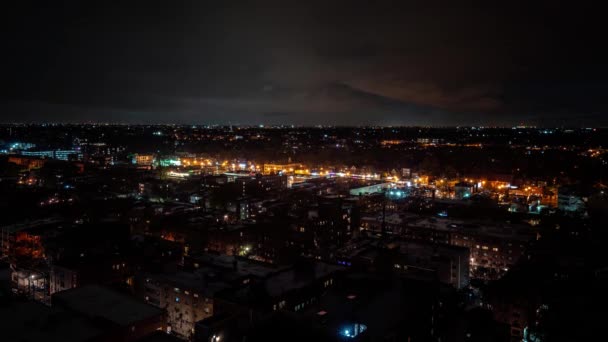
[1,1,606,126]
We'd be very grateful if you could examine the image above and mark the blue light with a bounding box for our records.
[343,329,350,337]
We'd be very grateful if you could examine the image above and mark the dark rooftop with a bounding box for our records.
[52,284,164,327]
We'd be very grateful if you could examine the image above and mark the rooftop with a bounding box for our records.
[0,301,104,342]
[53,284,164,327]
[191,253,280,279]
[264,262,344,297]
[407,216,534,241]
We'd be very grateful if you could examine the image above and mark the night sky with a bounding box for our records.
[2,1,606,126]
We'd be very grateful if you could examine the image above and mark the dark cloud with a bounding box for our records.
[1,1,606,125]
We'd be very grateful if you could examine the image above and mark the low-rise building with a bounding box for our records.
[52,285,166,342]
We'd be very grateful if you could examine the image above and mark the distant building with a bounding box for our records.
[389,240,470,289]
[454,181,474,199]
[231,174,288,197]
[262,163,302,175]
[7,155,46,170]
[405,217,534,280]
[338,238,470,289]
[214,261,344,321]
[417,137,443,144]
[349,182,391,196]
[360,213,405,235]
[133,153,156,166]
[557,185,589,214]
[22,149,83,161]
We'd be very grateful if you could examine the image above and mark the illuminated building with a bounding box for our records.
[8,155,46,170]
[360,213,405,235]
[1,218,62,260]
[349,182,391,196]
[557,185,589,214]
[136,271,219,339]
[21,150,53,158]
[454,181,474,199]
[231,174,288,197]
[405,217,534,280]
[417,137,443,144]
[453,226,530,279]
[13,231,45,260]
[11,267,49,303]
[132,153,155,166]
[6,142,36,151]
[262,163,302,175]
[139,254,280,340]
[380,139,405,146]
[21,149,83,161]
[158,157,181,167]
